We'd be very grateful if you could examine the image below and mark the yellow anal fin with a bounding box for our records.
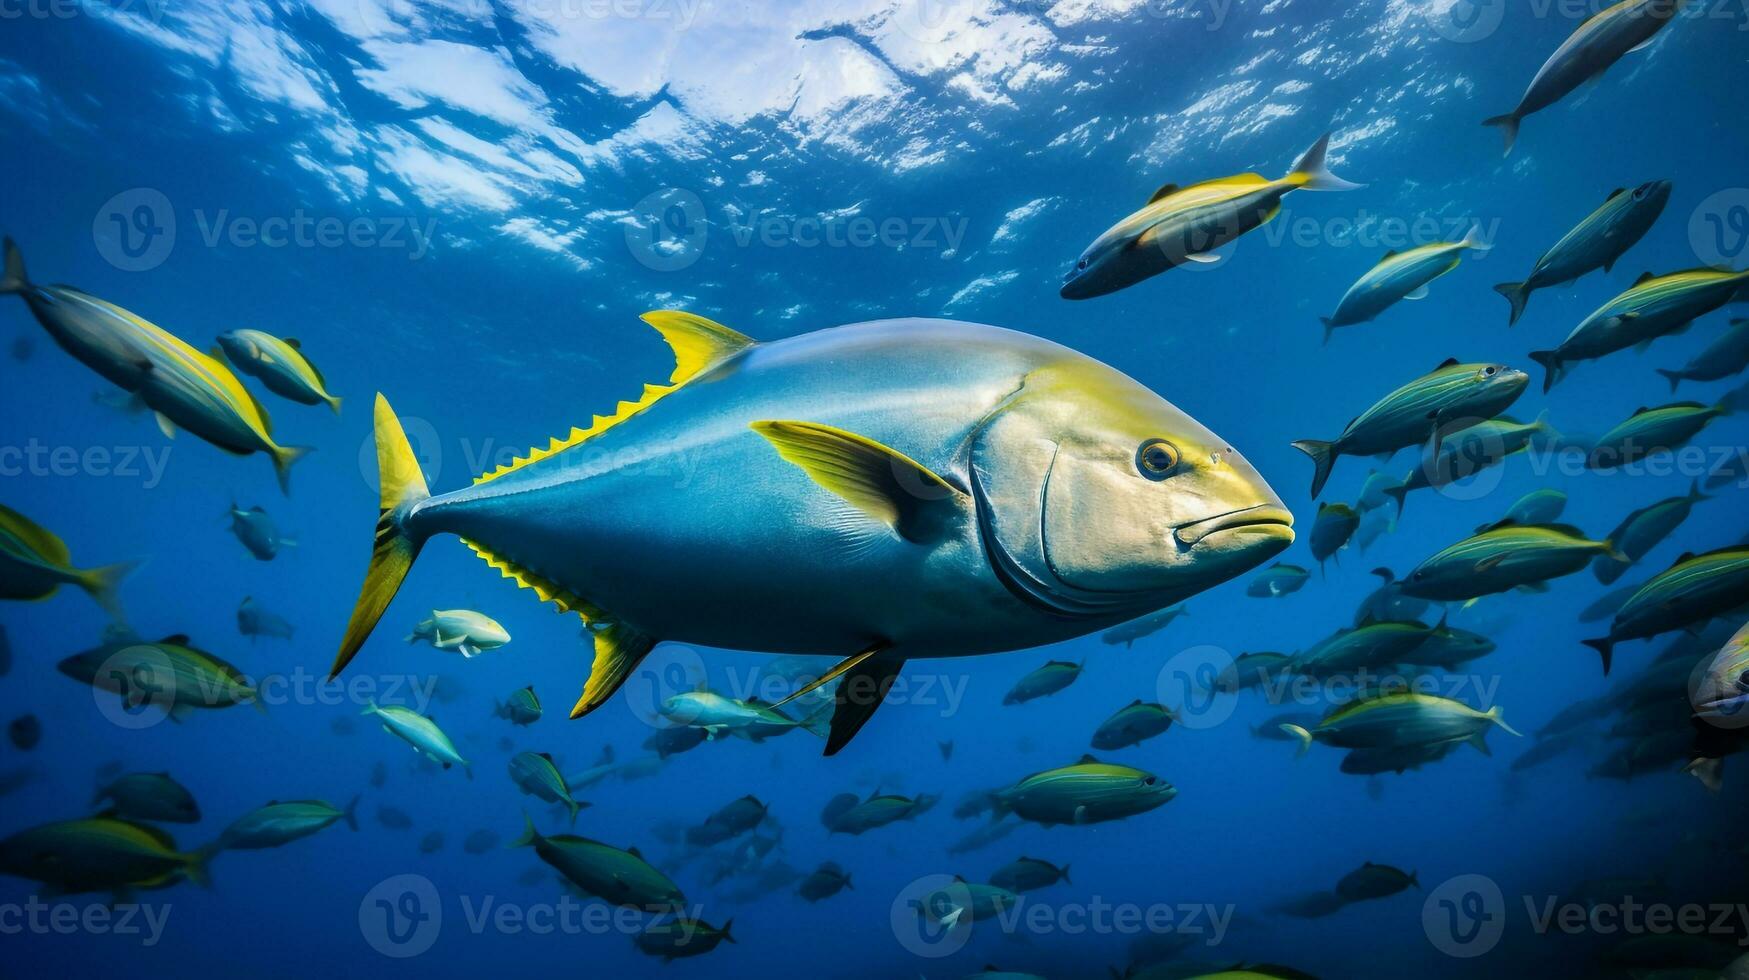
[460,538,605,622]
[572,623,657,719]
[750,420,965,543]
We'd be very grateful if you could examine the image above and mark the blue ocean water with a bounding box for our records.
[2,1,1748,977]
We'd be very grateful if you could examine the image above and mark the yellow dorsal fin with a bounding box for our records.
[473,312,755,485]
[640,310,755,385]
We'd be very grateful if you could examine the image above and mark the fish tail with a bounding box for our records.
[331,394,432,680]
[184,844,216,889]
[1290,439,1337,498]
[1527,349,1562,393]
[271,444,314,496]
[326,394,343,416]
[1287,132,1363,192]
[1581,637,1614,676]
[1319,317,1335,347]
[1655,368,1684,393]
[1383,483,1409,519]
[342,794,360,832]
[1718,380,1749,415]
[1486,706,1522,738]
[1685,757,1723,793]
[1481,113,1519,156]
[79,560,139,622]
[721,918,736,944]
[509,811,541,848]
[1281,724,1313,757]
[1060,864,1071,885]
[566,798,582,827]
[0,237,26,295]
[1493,281,1530,326]
[1460,223,1492,253]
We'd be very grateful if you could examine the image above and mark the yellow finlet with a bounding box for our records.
[473,311,756,485]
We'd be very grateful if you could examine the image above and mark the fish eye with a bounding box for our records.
[1136,439,1180,480]
[1411,570,1425,580]
[1142,776,1158,786]
[1633,185,1649,200]
[1482,366,1498,377]
[1076,259,1088,271]
[1736,669,1749,692]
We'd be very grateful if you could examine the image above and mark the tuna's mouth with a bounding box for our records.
[1173,505,1296,549]
[1694,692,1749,721]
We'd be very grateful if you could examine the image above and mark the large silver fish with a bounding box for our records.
[1482,0,1684,155]
[1493,181,1671,325]
[331,314,1293,754]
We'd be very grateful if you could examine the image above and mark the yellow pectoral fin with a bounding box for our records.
[750,420,965,543]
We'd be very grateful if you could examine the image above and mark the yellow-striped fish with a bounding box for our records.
[1,239,311,493]
[0,502,134,619]
[218,329,341,414]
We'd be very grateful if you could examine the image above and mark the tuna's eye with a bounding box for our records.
[1736,669,1749,692]
[1482,366,1498,377]
[1633,186,1648,200]
[1136,440,1180,480]
[1142,776,1158,786]
[1077,259,1088,270]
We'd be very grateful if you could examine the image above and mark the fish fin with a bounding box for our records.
[1581,637,1614,676]
[1634,270,1658,287]
[823,655,906,756]
[342,794,360,831]
[1685,757,1723,793]
[1486,706,1521,738]
[79,560,139,622]
[1383,483,1409,519]
[640,309,756,384]
[330,395,431,679]
[271,445,313,496]
[1481,113,1519,156]
[1182,251,1222,264]
[1403,285,1430,301]
[509,812,541,848]
[0,237,27,294]
[1467,731,1492,756]
[1146,182,1179,204]
[326,394,343,416]
[570,623,657,720]
[768,642,889,711]
[1290,439,1337,498]
[154,412,177,439]
[751,420,965,543]
[1281,724,1313,758]
[1528,349,1563,393]
[1656,368,1684,393]
[1287,132,1363,191]
[1320,317,1335,347]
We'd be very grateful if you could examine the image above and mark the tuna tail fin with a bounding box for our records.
[1581,637,1614,676]
[1060,864,1071,885]
[331,394,432,680]
[1460,223,1493,253]
[0,237,26,295]
[720,919,736,944]
[271,444,314,496]
[509,812,541,849]
[184,844,215,889]
[325,394,344,416]
[1288,132,1364,191]
[1281,724,1313,758]
[79,560,139,623]
[1482,113,1520,156]
[1291,439,1337,498]
[1528,349,1563,393]
[1493,281,1530,326]
[1319,317,1335,346]
[565,798,582,827]
[342,794,360,831]
[1656,368,1684,393]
